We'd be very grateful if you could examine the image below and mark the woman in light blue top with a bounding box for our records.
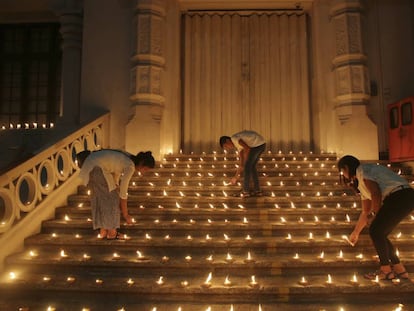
[338,155,414,280]
[78,149,155,239]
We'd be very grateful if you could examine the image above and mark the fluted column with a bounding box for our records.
[50,0,83,125]
[126,0,165,158]
[330,0,378,159]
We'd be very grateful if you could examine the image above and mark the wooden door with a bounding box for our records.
[182,11,311,153]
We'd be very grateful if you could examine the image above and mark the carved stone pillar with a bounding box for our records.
[126,0,165,158]
[331,0,378,159]
[50,0,83,125]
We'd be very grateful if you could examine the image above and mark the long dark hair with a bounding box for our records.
[337,155,360,191]
[133,151,155,168]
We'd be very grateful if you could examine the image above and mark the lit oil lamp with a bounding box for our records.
[156,276,164,285]
[185,255,192,262]
[371,275,379,285]
[29,250,38,258]
[181,280,189,288]
[249,275,259,288]
[136,251,146,260]
[350,273,359,285]
[285,233,292,241]
[224,276,232,286]
[202,272,212,288]
[66,276,76,283]
[43,276,51,282]
[225,253,234,263]
[161,256,169,263]
[336,250,344,261]
[325,274,334,286]
[206,255,213,262]
[9,272,16,280]
[298,276,308,286]
[83,253,91,260]
[127,278,134,286]
[317,251,325,261]
[244,251,255,263]
[60,250,68,258]
[292,253,300,260]
[112,252,121,259]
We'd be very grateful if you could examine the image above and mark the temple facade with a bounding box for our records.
[1,0,414,161]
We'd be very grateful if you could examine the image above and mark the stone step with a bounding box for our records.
[40,218,414,238]
[67,195,360,207]
[2,299,408,311]
[2,152,414,310]
[2,268,414,307]
[21,233,414,258]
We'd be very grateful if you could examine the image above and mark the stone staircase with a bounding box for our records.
[1,153,414,311]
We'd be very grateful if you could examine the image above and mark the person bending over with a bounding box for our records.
[338,155,414,280]
[220,130,266,197]
[78,149,155,239]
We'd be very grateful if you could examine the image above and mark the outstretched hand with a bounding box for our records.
[349,231,359,246]
[123,214,133,225]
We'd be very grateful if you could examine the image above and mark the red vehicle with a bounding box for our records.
[388,96,414,162]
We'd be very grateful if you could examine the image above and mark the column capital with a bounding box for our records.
[134,0,166,16]
[330,0,364,17]
[49,0,83,16]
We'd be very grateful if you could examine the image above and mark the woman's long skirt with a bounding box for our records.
[88,167,120,230]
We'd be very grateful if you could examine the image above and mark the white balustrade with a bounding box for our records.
[0,114,109,234]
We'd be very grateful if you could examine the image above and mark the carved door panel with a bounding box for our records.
[388,96,414,161]
[182,12,310,153]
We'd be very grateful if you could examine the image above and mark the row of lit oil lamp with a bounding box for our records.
[145,171,336,180]
[143,189,341,198]
[49,227,411,245]
[145,180,336,188]
[8,269,405,289]
[158,162,333,170]
[172,149,334,158]
[65,213,362,225]
[23,303,407,311]
[77,203,360,212]
[30,303,281,311]
[28,247,390,264]
[1,122,54,130]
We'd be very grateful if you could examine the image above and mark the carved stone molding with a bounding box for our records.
[130,65,163,96]
[330,0,369,122]
[50,0,83,50]
[130,0,166,122]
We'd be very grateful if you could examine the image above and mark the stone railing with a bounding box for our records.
[0,114,109,270]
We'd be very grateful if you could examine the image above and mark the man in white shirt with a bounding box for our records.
[220,130,266,197]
